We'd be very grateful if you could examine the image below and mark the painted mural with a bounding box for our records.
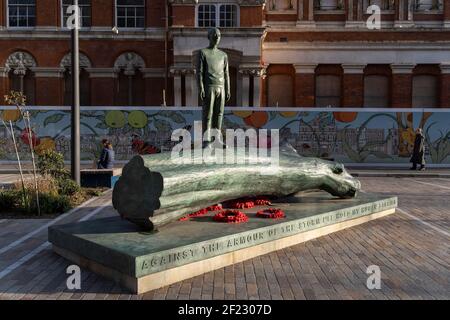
[0,107,449,166]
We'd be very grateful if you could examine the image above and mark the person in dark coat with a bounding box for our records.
[410,128,425,171]
[98,140,115,169]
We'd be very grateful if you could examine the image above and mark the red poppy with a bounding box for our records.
[213,210,249,224]
[132,138,160,155]
[256,208,285,219]
[206,204,223,211]
[226,199,255,209]
[20,128,40,147]
[131,139,144,153]
[142,145,160,155]
[178,208,209,221]
[254,197,272,206]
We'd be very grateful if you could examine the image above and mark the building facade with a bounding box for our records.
[0,0,449,108]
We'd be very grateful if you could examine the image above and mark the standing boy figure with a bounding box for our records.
[198,28,230,148]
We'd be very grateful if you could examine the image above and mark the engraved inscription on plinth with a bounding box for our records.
[136,197,398,277]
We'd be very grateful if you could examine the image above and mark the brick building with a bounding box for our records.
[0,0,449,108]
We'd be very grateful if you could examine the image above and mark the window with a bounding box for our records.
[198,5,216,27]
[116,0,145,29]
[366,0,394,10]
[268,0,296,11]
[314,0,343,11]
[364,75,390,107]
[226,66,237,107]
[8,0,36,28]
[6,52,36,104]
[316,75,341,107]
[114,52,146,105]
[117,70,144,106]
[197,4,238,27]
[219,5,237,27]
[62,0,91,28]
[267,74,294,107]
[64,69,91,106]
[9,71,35,104]
[61,53,92,106]
[412,75,438,108]
[414,0,443,11]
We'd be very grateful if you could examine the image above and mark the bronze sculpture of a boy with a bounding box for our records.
[197,28,230,148]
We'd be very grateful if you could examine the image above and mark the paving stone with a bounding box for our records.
[0,177,448,300]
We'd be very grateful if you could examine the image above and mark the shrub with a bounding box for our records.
[14,174,59,196]
[0,189,35,213]
[85,189,103,197]
[58,178,81,196]
[37,150,70,180]
[0,190,20,211]
[1,188,74,215]
[30,193,72,214]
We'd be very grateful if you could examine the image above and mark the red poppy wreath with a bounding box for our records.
[178,208,208,221]
[256,208,285,219]
[213,210,249,224]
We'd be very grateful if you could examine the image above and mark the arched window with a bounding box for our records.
[5,51,36,104]
[315,75,341,107]
[412,75,438,108]
[114,52,145,106]
[60,53,92,106]
[364,75,390,107]
[267,74,294,107]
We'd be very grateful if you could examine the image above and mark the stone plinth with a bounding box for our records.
[49,192,398,294]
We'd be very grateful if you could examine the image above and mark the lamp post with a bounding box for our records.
[71,0,80,185]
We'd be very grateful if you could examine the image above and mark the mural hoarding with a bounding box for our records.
[0,107,449,166]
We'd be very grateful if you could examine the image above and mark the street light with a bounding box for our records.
[71,0,80,185]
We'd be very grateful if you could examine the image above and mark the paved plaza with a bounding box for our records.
[0,176,448,300]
